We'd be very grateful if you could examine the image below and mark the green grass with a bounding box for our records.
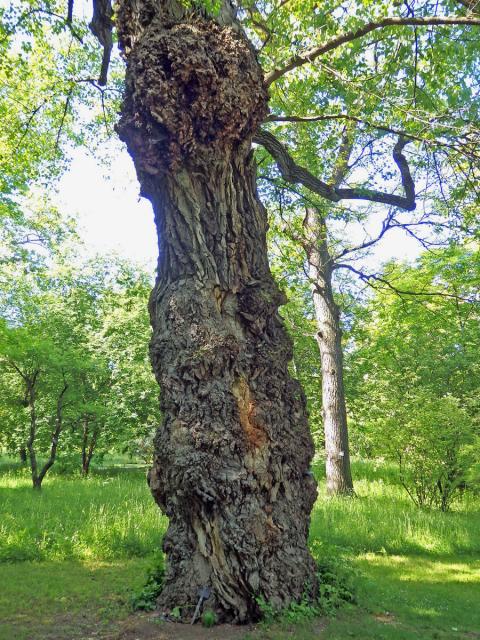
[0,467,166,562]
[0,457,479,639]
[0,558,151,640]
[310,459,480,556]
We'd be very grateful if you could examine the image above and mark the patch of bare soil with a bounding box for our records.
[372,612,397,625]
[99,612,255,640]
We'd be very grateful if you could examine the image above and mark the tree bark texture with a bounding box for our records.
[304,210,353,496]
[116,0,317,623]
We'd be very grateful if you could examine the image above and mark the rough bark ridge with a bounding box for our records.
[116,0,317,624]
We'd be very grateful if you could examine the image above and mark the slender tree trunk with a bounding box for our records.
[19,447,27,464]
[117,0,317,623]
[34,382,68,489]
[81,419,98,476]
[81,419,88,475]
[82,418,89,476]
[304,209,353,496]
[25,374,40,489]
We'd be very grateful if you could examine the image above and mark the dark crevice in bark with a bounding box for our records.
[116,0,317,623]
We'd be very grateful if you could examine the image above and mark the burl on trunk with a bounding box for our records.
[116,0,317,623]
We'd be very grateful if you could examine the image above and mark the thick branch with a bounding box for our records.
[254,130,416,210]
[67,0,74,23]
[254,129,339,200]
[265,16,480,85]
[336,137,416,209]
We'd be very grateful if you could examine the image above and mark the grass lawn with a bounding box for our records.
[0,458,479,639]
[323,554,480,639]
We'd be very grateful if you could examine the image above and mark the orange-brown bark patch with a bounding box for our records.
[232,377,267,449]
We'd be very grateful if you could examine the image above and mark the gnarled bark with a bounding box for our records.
[116,0,317,623]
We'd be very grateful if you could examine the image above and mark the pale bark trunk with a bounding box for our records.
[304,209,353,496]
[117,0,317,623]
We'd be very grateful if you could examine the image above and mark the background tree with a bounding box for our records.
[94,263,160,468]
[0,248,160,482]
[0,277,91,488]
[270,266,323,446]
[253,0,480,495]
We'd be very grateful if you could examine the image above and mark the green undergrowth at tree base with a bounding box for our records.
[201,609,218,627]
[129,546,357,622]
[257,549,357,626]
[130,552,165,611]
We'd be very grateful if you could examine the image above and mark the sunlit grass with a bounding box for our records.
[310,459,480,556]
[1,458,479,564]
[0,469,166,562]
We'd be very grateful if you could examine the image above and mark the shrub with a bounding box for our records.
[393,396,477,511]
[354,392,478,511]
[201,610,217,627]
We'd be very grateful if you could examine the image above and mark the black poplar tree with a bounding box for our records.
[7,0,480,623]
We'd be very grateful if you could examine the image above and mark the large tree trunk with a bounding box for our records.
[304,209,353,496]
[116,0,317,623]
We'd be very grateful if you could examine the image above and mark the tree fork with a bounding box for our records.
[116,0,317,623]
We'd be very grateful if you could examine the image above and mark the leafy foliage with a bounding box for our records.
[0,241,159,481]
[257,543,357,624]
[346,245,480,509]
[201,610,217,627]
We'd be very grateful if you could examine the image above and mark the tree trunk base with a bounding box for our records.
[147,281,318,623]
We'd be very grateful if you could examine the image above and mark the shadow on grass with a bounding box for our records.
[0,558,152,640]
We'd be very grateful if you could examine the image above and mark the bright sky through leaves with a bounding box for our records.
[54,144,422,274]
